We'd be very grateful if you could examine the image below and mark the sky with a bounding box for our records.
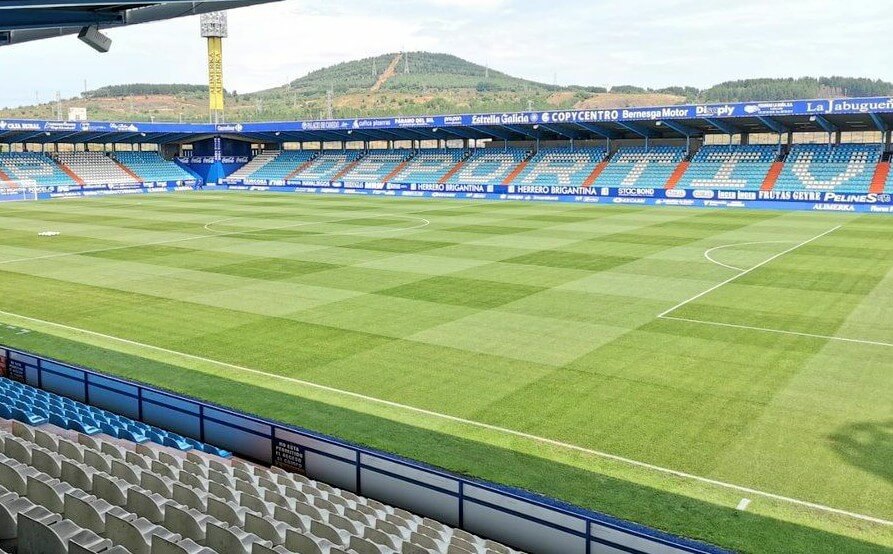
[1,0,891,109]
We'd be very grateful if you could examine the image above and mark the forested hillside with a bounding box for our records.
[2,52,890,122]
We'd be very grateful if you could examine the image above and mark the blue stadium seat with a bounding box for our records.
[594,146,686,188]
[774,143,883,192]
[341,150,413,183]
[389,149,467,183]
[0,152,75,188]
[113,152,195,183]
[0,378,229,457]
[676,145,778,190]
[290,151,365,182]
[512,147,607,186]
[445,147,530,184]
[248,150,318,181]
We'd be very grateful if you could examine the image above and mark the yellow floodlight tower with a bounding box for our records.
[200,12,228,124]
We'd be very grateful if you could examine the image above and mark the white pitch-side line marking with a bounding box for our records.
[660,316,893,348]
[737,498,752,511]
[658,225,842,319]
[0,210,437,268]
[703,241,796,273]
[0,310,889,527]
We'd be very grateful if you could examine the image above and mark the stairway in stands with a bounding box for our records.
[228,151,281,181]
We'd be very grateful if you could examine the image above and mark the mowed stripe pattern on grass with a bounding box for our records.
[0,193,890,552]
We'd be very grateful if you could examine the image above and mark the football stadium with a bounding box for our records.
[0,2,891,554]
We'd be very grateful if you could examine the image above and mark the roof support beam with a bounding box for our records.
[703,118,742,135]
[656,120,698,138]
[502,125,540,140]
[574,122,620,139]
[540,124,584,140]
[13,131,50,143]
[811,115,838,133]
[469,126,513,141]
[615,121,656,138]
[756,116,789,134]
[434,127,480,140]
[0,8,123,30]
[869,113,888,132]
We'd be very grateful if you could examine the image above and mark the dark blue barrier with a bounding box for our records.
[0,344,727,554]
[4,179,892,213]
[217,182,893,213]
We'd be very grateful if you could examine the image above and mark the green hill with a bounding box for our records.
[1,51,891,123]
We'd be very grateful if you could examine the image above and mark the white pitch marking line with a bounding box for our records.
[660,316,893,348]
[658,225,842,319]
[0,208,441,268]
[737,498,752,511]
[703,241,796,273]
[666,224,893,347]
[0,309,889,527]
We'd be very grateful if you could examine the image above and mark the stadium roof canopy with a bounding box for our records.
[1,97,892,145]
[0,0,281,47]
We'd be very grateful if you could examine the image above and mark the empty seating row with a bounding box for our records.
[0,379,228,457]
[0,153,76,188]
[341,151,413,183]
[775,143,884,192]
[248,151,318,181]
[0,416,521,554]
[55,152,140,187]
[446,148,529,184]
[512,147,607,186]
[676,145,778,190]
[113,153,195,183]
[290,151,365,182]
[390,149,467,183]
[592,146,686,188]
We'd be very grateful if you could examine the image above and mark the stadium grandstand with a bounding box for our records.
[1,4,893,551]
[0,98,892,554]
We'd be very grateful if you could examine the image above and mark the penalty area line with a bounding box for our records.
[0,308,889,527]
[664,224,893,348]
[659,316,893,348]
[659,225,842,318]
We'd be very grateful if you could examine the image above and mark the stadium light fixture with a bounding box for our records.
[655,121,663,126]
[78,24,112,53]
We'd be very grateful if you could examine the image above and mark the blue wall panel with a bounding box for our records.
[39,361,85,402]
[87,375,140,420]
[141,390,201,439]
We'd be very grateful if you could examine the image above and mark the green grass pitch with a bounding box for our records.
[0,192,890,553]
